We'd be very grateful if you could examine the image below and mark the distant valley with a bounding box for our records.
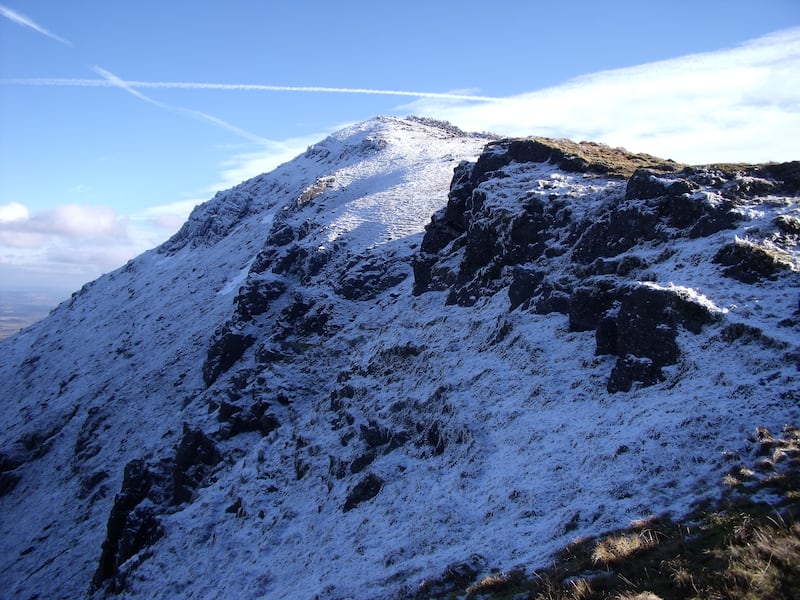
[0,290,65,340]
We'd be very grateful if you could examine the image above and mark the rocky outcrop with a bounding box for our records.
[343,472,384,511]
[202,327,256,387]
[91,425,221,594]
[415,139,797,391]
[601,283,720,392]
[714,238,794,283]
[3,119,797,600]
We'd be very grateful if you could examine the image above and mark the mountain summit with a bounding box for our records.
[1,116,799,599]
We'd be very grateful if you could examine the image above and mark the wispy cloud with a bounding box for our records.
[399,27,800,164]
[0,3,71,45]
[1,77,501,102]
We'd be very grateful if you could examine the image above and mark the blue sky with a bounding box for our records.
[1,0,799,299]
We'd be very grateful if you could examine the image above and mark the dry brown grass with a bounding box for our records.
[525,137,683,179]
[427,425,800,600]
[464,569,527,599]
[591,530,660,567]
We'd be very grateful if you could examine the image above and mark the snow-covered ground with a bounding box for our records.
[0,116,798,599]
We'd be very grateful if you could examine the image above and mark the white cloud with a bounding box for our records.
[0,201,29,223]
[31,204,124,237]
[211,132,327,191]
[400,27,800,164]
[0,203,144,292]
[0,203,127,250]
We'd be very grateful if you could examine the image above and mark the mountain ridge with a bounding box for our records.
[1,116,798,599]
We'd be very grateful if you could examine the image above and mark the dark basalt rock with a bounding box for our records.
[625,169,696,201]
[572,204,662,264]
[775,214,800,235]
[759,161,800,194]
[336,256,409,301]
[343,473,384,511]
[460,220,501,278]
[173,425,222,505]
[508,267,545,310]
[0,449,24,474]
[607,356,664,393]
[531,282,572,315]
[568,280,618,332]
[440,160,475,235]
[0,471,21,497]
[360,420,395,449]
[595,314,619,356]
[613,285,681,367]
[275,294,331,339]
[159,187,257,253]
[411,254,440,295]
[234,277,287,321]
[91,459,168,594]
[425,421,447,456]
[714,240,793,283]
[350,451,377,474]
[203,328,256,387]
[217,400,280,439]
[92,427,220,590]
[600,284,720,391]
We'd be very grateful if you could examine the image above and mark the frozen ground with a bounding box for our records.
[0,117,798,599]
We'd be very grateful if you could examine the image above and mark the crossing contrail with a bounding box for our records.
[0,77,501,102]
[90,67,270,144]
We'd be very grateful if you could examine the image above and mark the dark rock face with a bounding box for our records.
[343,473,384,511]
[0,458,23,495]
[160,185,263,253]
[507,267,545,311]
[202,328,256,387]
[92,426,221,593]
[91,459,168,594]
[0,470,20,497]
[625,168,696,201]
[336,254,409,301]
[234,277,287,321]
[714,240,793,283]
[608,356,663,393]
[568,281,618,332]
[172,425,222,505]
[216,400,280,439]
[599,284,719,391]
[575,204,662,262]
[412,140,783,392]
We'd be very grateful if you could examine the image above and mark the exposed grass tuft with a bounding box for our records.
[425,425,800,600]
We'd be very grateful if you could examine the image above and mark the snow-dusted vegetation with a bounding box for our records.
[1,117,798,599]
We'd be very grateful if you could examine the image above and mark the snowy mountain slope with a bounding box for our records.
[1,116,798,600]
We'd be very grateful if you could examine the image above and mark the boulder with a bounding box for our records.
[714,239,793,284]
[343,473,384,511]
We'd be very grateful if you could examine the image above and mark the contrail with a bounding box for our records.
[0,4,72,46]
[91,67,270,144]
[0,77,501,102]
